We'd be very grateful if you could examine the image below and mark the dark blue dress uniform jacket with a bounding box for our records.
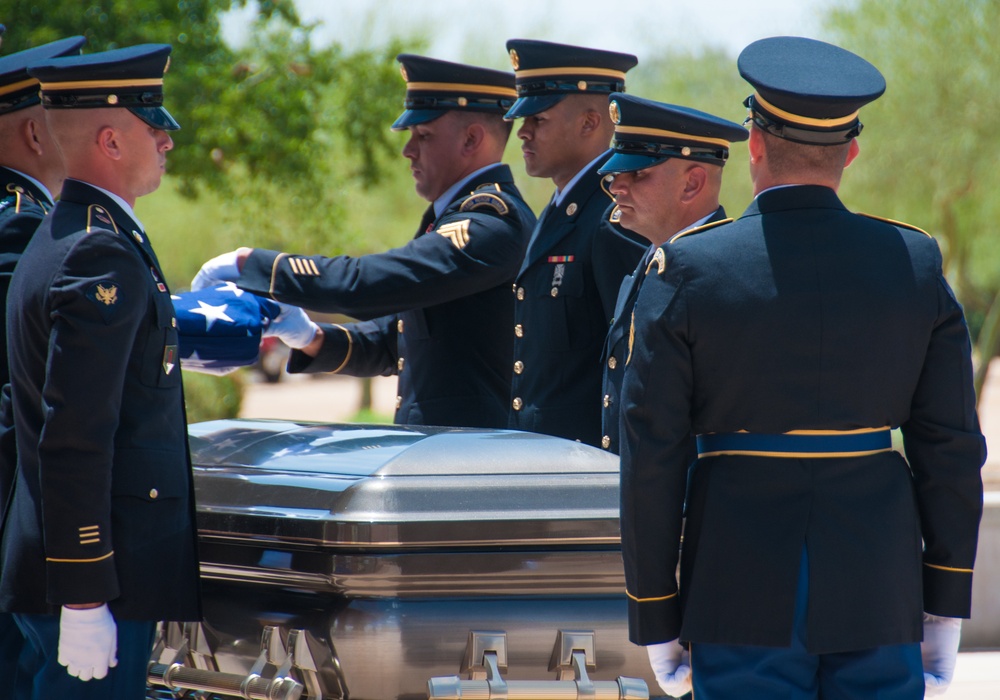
[509,157,646,447]
[0,180,201,621]
[600,206,728,455]
[237,164,536,429]
[0,167,53,512]
[620,185,985,654]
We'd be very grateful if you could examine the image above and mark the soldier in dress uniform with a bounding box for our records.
[0,32,87,700]
[503,39,647,448]
[597,94,747,458]
[0,44,201,699]
[619,37,985,699]
[195,55,536,429]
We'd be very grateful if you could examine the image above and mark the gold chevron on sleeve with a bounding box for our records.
[435,219,472,250]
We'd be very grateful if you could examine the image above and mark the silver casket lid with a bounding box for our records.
[189,420,624,596]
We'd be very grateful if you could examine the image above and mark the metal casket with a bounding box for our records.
[148,419,655,700]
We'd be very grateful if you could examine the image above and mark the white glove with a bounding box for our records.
[191,250,241,291]
[646,639,692,698]
[264,302,319,349]
[58,604,118,681]
[922,613,962,696]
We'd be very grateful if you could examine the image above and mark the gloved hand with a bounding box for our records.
[646,639,691,698]
[191,250,242,291]
[58,604,117,681]
[264,302,320,349]
[922,613,962,696]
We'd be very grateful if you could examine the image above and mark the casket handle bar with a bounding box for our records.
[428,630,649,700]
[148,622,349,699]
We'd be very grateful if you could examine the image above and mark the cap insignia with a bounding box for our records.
[609,100,621,124]
[399,65,408,82]
[509,49,520,70]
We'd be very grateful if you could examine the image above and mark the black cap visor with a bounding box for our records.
[503,93,566,120]
[129,105,180,131]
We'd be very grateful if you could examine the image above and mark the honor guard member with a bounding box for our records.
[620,37,985,700]
[0,32,87,700]
[504,40,646,448]
[194,55,535,429]
[1,45,201,699]
[597,94,747,459]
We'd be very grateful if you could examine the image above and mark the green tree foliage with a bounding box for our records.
[1,1,406,284]
[825,0,1000,398]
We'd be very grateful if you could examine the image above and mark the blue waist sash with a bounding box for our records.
[696,428,893,459]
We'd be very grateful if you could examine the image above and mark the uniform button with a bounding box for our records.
[514,360,524,375]
[603,394,612,408]
[397,357,405,371]
[397,319,404,333]
[550,287,559,297]
[608,356,618,370]
[514,324,524,338]
[395,396,402,409]
[601,436,611,450]
[171,318,177,328]
[517,287,525,301]
[512,283,518,293]
[512,397,523,411]
[149,488,159,499]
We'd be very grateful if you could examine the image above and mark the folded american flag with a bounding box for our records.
[172,282,281,375]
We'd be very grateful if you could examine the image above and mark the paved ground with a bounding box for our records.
[239,362,1000,694]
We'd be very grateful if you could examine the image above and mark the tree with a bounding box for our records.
[825,0,1000,402]
[1,1,406,268]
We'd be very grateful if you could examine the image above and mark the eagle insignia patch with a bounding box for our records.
[436,219,472,249]
[86,280,122,323]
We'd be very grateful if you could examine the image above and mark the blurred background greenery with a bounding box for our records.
[3,0,997,420]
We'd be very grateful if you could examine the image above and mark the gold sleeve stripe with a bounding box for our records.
[46,551,114,564]
[329,324,353,375]
[79,538,101,545]
[753,92,859,129]
[269,253,289,298]
[308,259,320,276]
[626,590,678,603]
[79,525,100,532]
[924,562,974,574]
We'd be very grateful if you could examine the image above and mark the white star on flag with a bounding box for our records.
[190,301,234,331]
[214,280,245,297]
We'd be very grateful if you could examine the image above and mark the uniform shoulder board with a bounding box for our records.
[459,186,509,216]
[668,217,733,244]
[858,213,931,238]
[86,204,120,235]
[608,205,622,224]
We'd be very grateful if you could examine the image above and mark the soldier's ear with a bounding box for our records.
[97,125,123,161]
[463,122,486,154]
[844,138,860,169]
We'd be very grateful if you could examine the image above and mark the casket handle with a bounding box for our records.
[428,630,648,700]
